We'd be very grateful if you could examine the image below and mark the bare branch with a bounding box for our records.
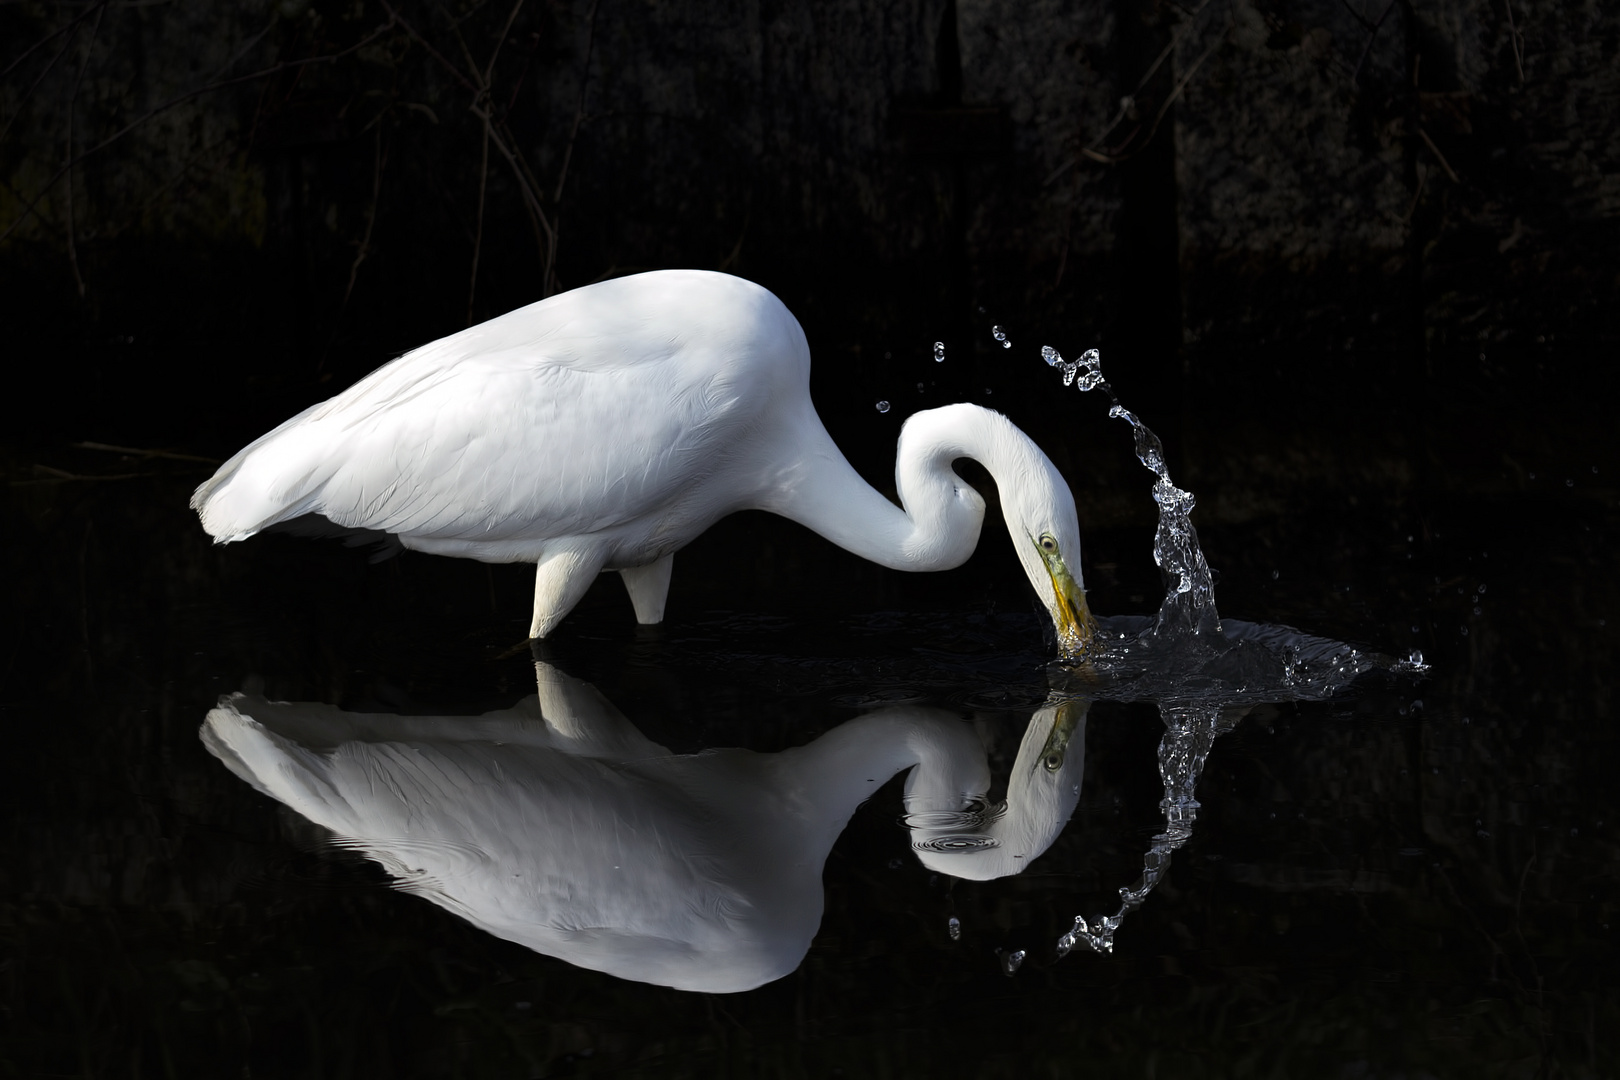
[1,17,401,243]
[1504,0,1525,84]
[1045,0,1214,184]
[1350,0,1398,87]
[63,1,106,298]
[341,126,388,315]
[467,117,491,324]
[1417,126,1459,183]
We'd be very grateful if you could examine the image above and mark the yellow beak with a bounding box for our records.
[1038,545,1098,664]
[1035,696,1090,772]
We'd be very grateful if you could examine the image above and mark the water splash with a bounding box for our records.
[1048,347,1221,639]
[1054,703,1233,956]
[992,325,1012,349]
[1032,345,1430,963]
[933,341,946,362]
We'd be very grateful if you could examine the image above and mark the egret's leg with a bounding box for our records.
[530,544,607,639]
[619,554,674,625]
[532,658,669,757]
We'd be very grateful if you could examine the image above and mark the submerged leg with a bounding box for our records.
[619,554,674,625]
[530,544,607,639]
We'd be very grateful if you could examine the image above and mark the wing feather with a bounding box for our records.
[194,270,807,551]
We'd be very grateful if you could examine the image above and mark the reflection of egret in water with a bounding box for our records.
[202,660,1087,992]
[905,695,1087,881]
[1035,346,1427,959]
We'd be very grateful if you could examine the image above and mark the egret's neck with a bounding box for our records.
[763,707,989,852]
[756,404,1042,572]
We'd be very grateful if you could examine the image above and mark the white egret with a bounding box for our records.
[201,660,1087,991]
[192,270,1095,653]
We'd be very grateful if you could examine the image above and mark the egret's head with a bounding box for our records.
[1004,457,1097,664]
[909,696,1090,880]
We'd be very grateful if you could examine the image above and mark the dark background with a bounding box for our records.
[3,1,1618,1077]
[4,0,1614,468]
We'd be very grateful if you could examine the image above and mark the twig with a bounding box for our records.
[0,3,105,150]
[1350,0,1398,87]
[1504,0,1525,84]
[1045,0,1213,184]
[62,2,106,298]
[341,126,387,316]
[485,0,527,87]
[383,0,562,294]
[1,18,400,243]
[1416,126,1459,183]
[0,1,106,83]
[1337,0,1377,32]
[465,0,526,321]
[22,464,152,483]
[467,117,490,324]
[545,0,603,295]
[71,442,223,464]
[1400,164,1427,223]
[378,1,478,94]
[1082,26,1224,167]
[552,0,600,207]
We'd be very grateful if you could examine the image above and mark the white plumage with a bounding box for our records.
[193,270,1095,651]
[200,661,1088,991]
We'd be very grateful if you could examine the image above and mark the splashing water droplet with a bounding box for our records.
[992,325,1011,348]
[947,917,961,941]
[1041,347,1222,642]
[999,949,1026,975]
[875,400,890,413]
[933,341,945,362]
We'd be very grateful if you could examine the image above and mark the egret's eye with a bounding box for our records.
[1043,751,1064,772]
[1039,533,1058,553]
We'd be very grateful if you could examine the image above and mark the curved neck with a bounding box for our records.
[757,403,1041,572]
[763,706,989,852]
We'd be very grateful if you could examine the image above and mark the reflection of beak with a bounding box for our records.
[1035,697,1089,771]
[1038,545,1098,663]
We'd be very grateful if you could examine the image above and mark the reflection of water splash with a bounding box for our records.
[1056,703,1236,957]
[1029,345,1429,966]
[1045,345,1219,638]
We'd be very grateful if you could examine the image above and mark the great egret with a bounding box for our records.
[201,659,1087,991]
[192,270,1095,653]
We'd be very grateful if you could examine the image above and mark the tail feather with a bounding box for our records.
[191,401,335,541]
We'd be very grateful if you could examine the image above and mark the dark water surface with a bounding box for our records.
[5,369,1618,1078]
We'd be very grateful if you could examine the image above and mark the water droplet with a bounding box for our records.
[999,948,1026,975]
[1407,648,1425,667]
[947,917,961,941]
[1271,570,1280,580]
[917,382,925,393]
[1566,478,1574,487]
[933,341,945,362]
[992,325,1011,348]
[875,400,890,413]
[1041,344,1061,366]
